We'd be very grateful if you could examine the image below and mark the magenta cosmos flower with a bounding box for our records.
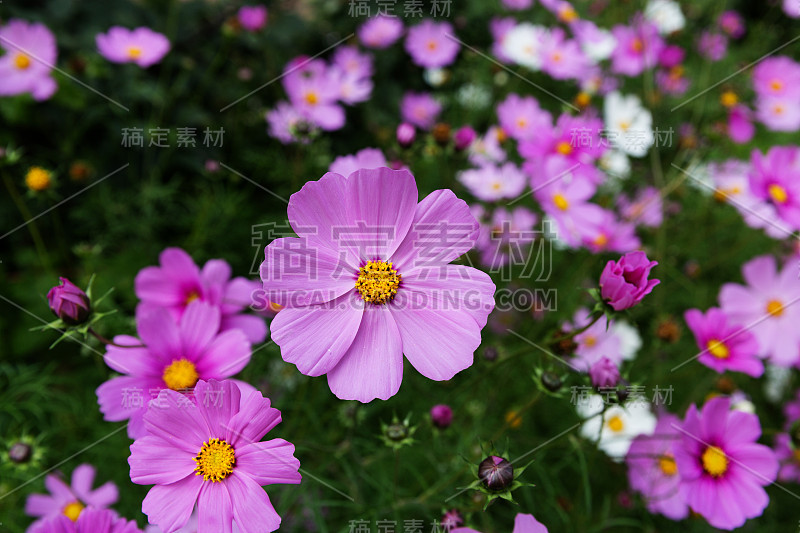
[47,277,91,325]
[496,93,552,141]
[29,508,142,533]
[237,5,268,32]
[260,168,495,402]
[0,19,58,101]
[611,19,664,76]
[357,15,404,49]
[96,27,170,68]
[626,413,688,520]
[135,247,267,344]
[25,464,118,526]
[129,379,301,533]
[674,397,778,530]
[452,513,548,533]
[96,301,252,438]
[719,255,800,366]
[404,19,460,69]
[400,92,442,130]
[599,251,659,311]
[747,146,800,230]
[684,307,763,377]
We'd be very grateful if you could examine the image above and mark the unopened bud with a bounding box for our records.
[478,455,514,491]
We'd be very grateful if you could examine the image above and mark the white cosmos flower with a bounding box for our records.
[603,92,655,158]
[644,0,686,34]
[611,321,642,361]
[502,23,548,70]
[577,395,657,461]
[600,150,631,180]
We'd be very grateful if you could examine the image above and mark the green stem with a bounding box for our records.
[2,171,52,272]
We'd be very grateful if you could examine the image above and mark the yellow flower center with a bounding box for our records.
[496,128,507,143]
[491,181,503,191]
[127,46,142,59]
[768,184,788,204]
[355,260,401,305]
[162,359,199,391]
[516,118,527,129]
[658,453,677,476]
[25,167,52,192]
[592,233,608,248]
[552,51,563,63]
[793,448,800,464]
[559,6,578,22]
[268,301,284,313]
[184,290,200,305]
[720,91,738,108]
[669,65,684,80]
[505,410,522,429]
[556,141,573,155]
[583,335,597,347]
[553,193,569,211]
[194,438,235,482]
[769,79,783,92]
[631,38,643,53]
[706,339,729,359]
[14,53,32,70]
[618,121,631,132]
[62,501,84,522]
[575,92,591,107]
[701,445,729,477]
[766,299,784,317]
[606,415,624,433]
[305,91,318,105]
[427,40,438,51]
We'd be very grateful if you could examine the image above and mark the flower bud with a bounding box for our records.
[599,251,660,311]
[47,277,91,325]
[397,122,416,147]
[589,357,620,389]
[8,442,32,464]
[385,423,408,441]
[483,346,498,361]
[430,404,453,429]
[541,371,562,392]
[478,455,514,491]
[432,123,451,145]
[656,317,681,343]
[453,126,476,151]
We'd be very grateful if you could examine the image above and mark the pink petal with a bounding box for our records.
[130,436,196,485]
[194,329,251,378]
[226,472,282,533]
[195,380,241,438]
[270,291,363,376]
[179,302,221,359]
[142,475,202,533]
[84,481,119,509]
[235,440,302,486]
[25,494,61,517]
[69,464,96,501]
[220,314,268,345]
[225,389,281,446]
[327,306,404,402]
[197,481,233,533]
[142,390,211,454]
[103,338,162,376]
[138,307,182,359]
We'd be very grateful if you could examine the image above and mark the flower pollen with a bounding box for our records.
[701,445,729,477]
[355,260,401,304]
[127,46,142,59]
[553,193,569,211]
[14,53,32,70]
[62,501,84,522]
[607,415,624,433]
[658,453,678,476]
[556,141,573,155]
[768,184,788,204]
[194,438,235,482]
[766,299,784,317]
[706,339,729,359]
[163,359,199,391]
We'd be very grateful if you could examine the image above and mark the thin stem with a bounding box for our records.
[2,171,52,272]
[89,328,145,348]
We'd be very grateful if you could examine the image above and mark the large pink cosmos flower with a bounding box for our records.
[260,168,495,402]
[719,255,800,366]
[684,307,763,377]
[25,464,118,527]
[129,379,301,533]
[135,247,267,344]
[674,397,778,530]
[626,413,688,520]
[404,19,460,69]
[0,19,58,101]
[96,301,252,438]
[96,27,170,68]
[29,508,142,533]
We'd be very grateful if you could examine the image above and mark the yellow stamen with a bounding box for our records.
[268,301,284,313]
[127,46,142,59]
[14,53,31,70]
[551,51,563,63]
[658,453,677,476]
[766,299,784,317]
[592,233,608,248]
[583,335,597,347]
[607,415,624,432]
[304,91,318,105]
[162,359,199,391]
[706,339,729,359]
[427,40,438,51]
[505,410,522,429]
[24,167,52,192]
[355,260,401,305]
[556,141,573,155]
[516,118,527,129]
[701,445,728,477]
[720,91,738,108]
[491,182,503,191]
[194,438,235,482]
[63,501,84,522]
[769,184,788,204]
[559,6,578,22]
[184,290,200,305]
[618,121,631,132]
[631,38,643,53]
[553,193,569,211]
[495,128,508,143]
[769,79,784,92]
[575,92,591,108]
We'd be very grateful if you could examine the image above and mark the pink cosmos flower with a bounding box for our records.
[400,92,442,130]
[562,308,639,370]
[580,208,641,253]
[453,126,477,150]
[237,5,268,32]
[674,397,778,530]
[474,206,538,269]
[684,308,763,377]
[589,356,619,388]
[748,146,800,230]
[501,0,534,10]
[25,464,118,527]
[728,104,755,143]
[752,56,800,100]
[718,11,745,38]
[655,66,689,95]
[784,0,800,17]
[405,20,460,68]
[29,508,141,533]
[611,20,664,76]
[697,31,728,61]
[496,94,552,141]
[657,44,684,68]
[96,301,253,438]
[719,255,800,366]
[329,148,387,177]
[490,17,517,63]
[357,15,404,49]
[457,162,526,202]
[538,28,589,80]
[129,379,301,533]
[135,247,267,344]
[626,414,688,520]
[282,59,345,131]
[452,513,548,533]
[0,19,58,101]
[599,251,659,311]
[260,168,495,402]
[519,114,606,170]
[755,95,800,132]
[617,186,663,228]
[332,45,373,81]
[775,433,800,483]
[266,101,317,144]
[96,27,170,68]
[468,126,507,167]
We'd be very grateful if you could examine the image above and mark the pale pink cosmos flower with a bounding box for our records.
[755,95,800,132]
[752,56,800,100]
[490,17,517,63]
[328,148,387,176]
[400,92,442,130]
[783,0,800,18]
[496,93,552,141]
[0,19,58,100]
[617,186,663,228]
[474,206,538,269]
[580,208,641,253]
[538,28,589,80]
[358,15,404,49]
[697,31,728,61]
[611,19,664,76]
[467,126,507,167]
[96,27,170,68]
[457,162,526,202]
[684,307,763,377]
[404,19,460,69]
[719,255,800,366]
